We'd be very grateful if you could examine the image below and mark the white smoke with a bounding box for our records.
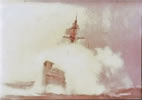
[31,42,133,95]
[0,41,133,96]
[1,2,137,96]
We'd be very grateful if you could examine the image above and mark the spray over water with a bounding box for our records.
[31,42,132,95]
[1,42,133,96]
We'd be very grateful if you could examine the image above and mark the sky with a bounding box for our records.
[0,1,141,87]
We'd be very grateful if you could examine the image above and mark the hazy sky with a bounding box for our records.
[1,1,141,86]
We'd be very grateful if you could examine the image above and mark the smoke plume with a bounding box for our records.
[1,2,140,96]
[31,42,132,95]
